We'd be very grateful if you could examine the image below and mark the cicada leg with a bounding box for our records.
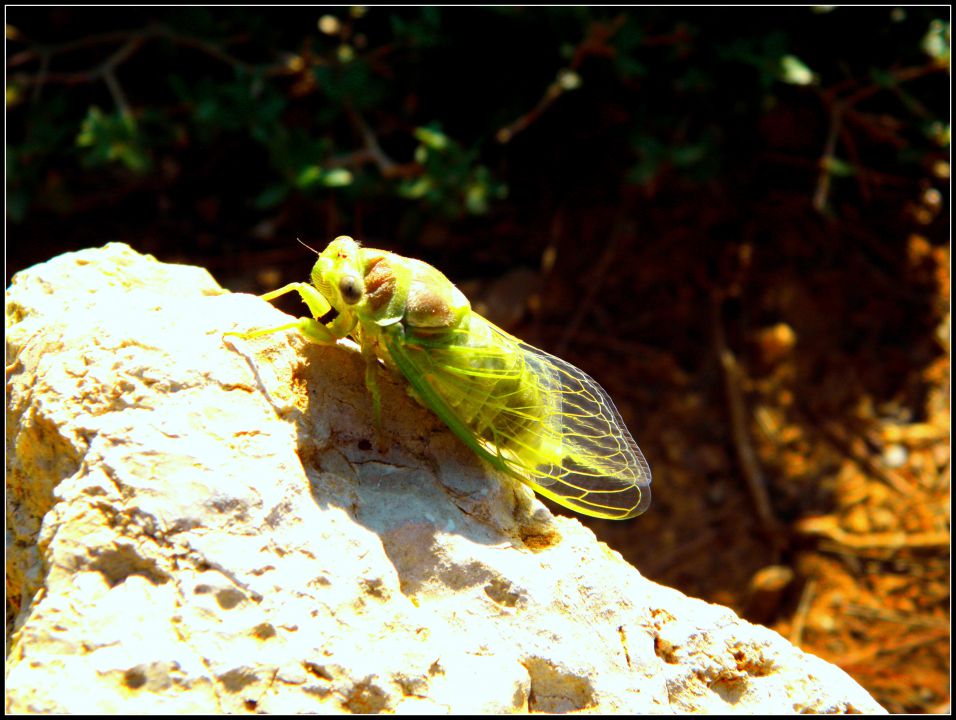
[359,345,390,451]
[223,317,339,344]
[223,282,338,344]
[259,282,331,319]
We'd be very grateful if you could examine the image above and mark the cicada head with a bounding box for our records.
[311,236,366,313]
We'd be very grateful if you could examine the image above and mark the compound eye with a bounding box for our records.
[338,275,363,305]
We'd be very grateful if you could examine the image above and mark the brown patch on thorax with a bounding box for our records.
[364,254,397,312]
[406,285,456,326]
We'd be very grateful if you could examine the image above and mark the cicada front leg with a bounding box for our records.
[358,343,392,452]
[223,282,338,344]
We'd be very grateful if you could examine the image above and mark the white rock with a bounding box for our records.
[5,243,886,713]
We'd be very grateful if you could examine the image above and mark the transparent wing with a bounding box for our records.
[383,313,652,520]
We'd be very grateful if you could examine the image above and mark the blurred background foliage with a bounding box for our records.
[6,7,950,713]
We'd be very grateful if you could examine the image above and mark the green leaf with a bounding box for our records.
[823,156,856,177]
[779,55,816,86]
[75,107,152,173]
[296,165,324,189]
[399,176,433,199]
[922,19,950,63]
[414,126,450,151]
[254,183,291,209]
[319,168,353,187]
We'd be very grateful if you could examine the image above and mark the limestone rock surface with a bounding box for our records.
[5,243,886,713]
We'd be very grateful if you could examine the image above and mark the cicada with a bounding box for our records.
[226,236,652,520]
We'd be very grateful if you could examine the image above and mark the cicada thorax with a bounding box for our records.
[356,251,463,325]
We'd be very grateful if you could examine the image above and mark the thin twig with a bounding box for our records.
[712,293,785,548]
[152,24,257,73]
[555,225,625,356]
[793,515,949,552]
[789,578,816,646]
[496,15,627,144]
[335,105,420,179]
[812,59,947,213]
[835,111,871,202]
[495,77,569,145]
[14,33,145,86]
[10,22,283,113]
[836,628,948,668]
[813,100,843,212]
[842,603,950,630]
[805,413,914,496]
[29,49,50,103]
[8,29,142,68]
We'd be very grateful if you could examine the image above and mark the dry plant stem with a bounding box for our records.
[812,59,947,213]
[496,14,627,144]
[29,50,49,103]
[28,35,144,114]
[810,416,913,496]
[11,23,259,74]
[328,105,420,180]
[555,225,626,356]
[8,29,139,68]
[102,60,135,119]
[789,577,816,647]
[837,628,948,668]
[495,77,569,144]
[842,603,949,630]
[794,517,950,552]
[813,100,843,212]
[10,22,283,111]
[711,294,784,549]
[836,113,871,203]
[152,24,258,74]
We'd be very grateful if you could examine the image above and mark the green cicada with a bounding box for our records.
[226,236,652,520]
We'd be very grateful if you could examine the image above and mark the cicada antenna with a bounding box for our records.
[297,237,321,255]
